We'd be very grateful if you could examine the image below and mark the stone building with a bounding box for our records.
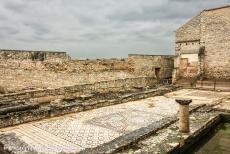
[173,5,230,87]
[128,54,174,80]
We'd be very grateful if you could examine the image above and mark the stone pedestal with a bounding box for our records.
[176,98,192,133]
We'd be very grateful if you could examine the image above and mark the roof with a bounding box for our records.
[203,5,230,12]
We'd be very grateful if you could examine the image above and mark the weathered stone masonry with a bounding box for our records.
[0,49,175,128]
[128,54,174,80]
[0,49,71,62]
[0,50,174,93]
[174,5,230,84]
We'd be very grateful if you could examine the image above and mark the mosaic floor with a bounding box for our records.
[0,89,229,154]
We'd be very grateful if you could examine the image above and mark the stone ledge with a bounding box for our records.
[120,107,224,154]
[0,133,38,154]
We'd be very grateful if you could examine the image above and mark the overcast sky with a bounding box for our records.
[0,0,229,59]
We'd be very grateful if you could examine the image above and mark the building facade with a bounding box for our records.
[173,5,230,84]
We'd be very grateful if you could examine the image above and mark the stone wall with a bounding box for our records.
[0,49,70,63]
[0,50,134,92]
[0,35,176,128]
[0,50,174,93]
[0,50,128,73]
[0,56,132,92]
[0,69,134,92]
[174,5,230,82]
[174,43,200,79]
[174,14,202,80]
[128,54,174,79]
[176,15,201,43]
[201,7,230,79]
[0,77,157,103]
[0,85,176,128]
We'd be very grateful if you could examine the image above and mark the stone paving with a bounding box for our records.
[0,89,230,154]
[165,89,230,105]
[214,96,230,111]
[120,109,221,154]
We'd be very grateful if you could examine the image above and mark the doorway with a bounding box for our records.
[155,68,161,80]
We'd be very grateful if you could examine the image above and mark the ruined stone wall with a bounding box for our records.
[0,50,133,92]
[0,58,129,73]
[128,54,174,79]
[0,50,128,73]
[0,77,157,102]
[201,7,230,80]
[0,69,134,92]
[45,58,129,73]
[0,50,174,93]
[0,49,70,63]
[0,84,175,128]
[0,65,134,92]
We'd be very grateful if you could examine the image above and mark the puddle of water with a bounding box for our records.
[187,123,230,154]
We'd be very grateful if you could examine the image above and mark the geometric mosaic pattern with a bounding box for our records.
[85,109,163,133]
[32,97,179,151]
[34,118,120,149]
[86,112,129,133]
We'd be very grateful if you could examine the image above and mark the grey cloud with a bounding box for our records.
[0,14,7,20]
[0,0,229,59]
[108,0,230,22]
[4,1,25,13]
[0,26,19,36]
[24,22,50,36]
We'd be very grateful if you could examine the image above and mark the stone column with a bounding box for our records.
[176,98,192,133]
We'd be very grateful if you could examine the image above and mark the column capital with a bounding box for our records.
[176,98,192,105]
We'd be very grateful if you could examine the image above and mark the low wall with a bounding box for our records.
[0,49,70,63]
[0,85,176,128]
[0,77,157,103]
[0,58,129,72]
[0,69,134,92]
[196,80,230,91]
